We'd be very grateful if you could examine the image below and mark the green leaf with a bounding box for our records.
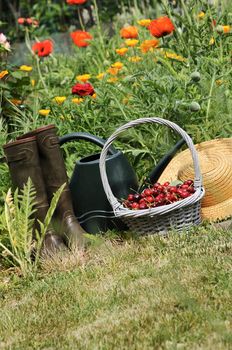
[11,71,25,80]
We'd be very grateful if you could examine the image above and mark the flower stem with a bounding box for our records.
[92,0,106,58]
[77,7,85,31]
[36,56,48,94]
[206,71,216,124]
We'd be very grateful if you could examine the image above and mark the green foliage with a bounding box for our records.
[0,179,66,277]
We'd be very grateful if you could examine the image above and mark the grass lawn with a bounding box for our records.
[0,225,232,349]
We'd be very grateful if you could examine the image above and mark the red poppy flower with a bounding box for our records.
[32,40,53,57]
[70,30,93,47]
[149,16,175,38]
[120,26,138,39]
[72,83,95,96]
[66,0,87,4]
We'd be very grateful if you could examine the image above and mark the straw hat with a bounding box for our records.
[159,138,232,222]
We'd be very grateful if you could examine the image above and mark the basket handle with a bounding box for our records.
[99,117,203,210]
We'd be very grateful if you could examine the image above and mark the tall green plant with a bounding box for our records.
[0,179,66,277]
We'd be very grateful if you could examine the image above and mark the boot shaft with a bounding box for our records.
[3,136,50,223]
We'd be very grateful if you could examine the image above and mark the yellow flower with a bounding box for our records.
[162,50,187,62]
[137,19,151,27]
[209,37,215,45]
[91,93,97,99]
[10,99,22,105]
[72,98,83,104]
[31,79,36,87]
[216,80,224,86]
[20,65,33,72]
[53,96,66,104]
[128,56,142,63]
[115,47,128,56]
[122,94,131,104]
[0,70,8,79]
[107,77,118,83]
[140,39,159,53]
[111,62,123,69]
[96,73,105,80]
[197,11,205,19]
[39,109,51,116]
[125,39,139,47]
[222,25,231,33]
[76,74,91,82]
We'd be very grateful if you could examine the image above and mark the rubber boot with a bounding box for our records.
[3,137,66,255]
[17,126,86,249]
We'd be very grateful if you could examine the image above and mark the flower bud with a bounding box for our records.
[216,25,224,34]
[189,102,201,112]
[190,71,201,82]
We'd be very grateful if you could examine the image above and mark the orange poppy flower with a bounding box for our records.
[70,30,93,47]
[149,16,175,38]
[140,39,159,53]
[120,26,138,39]
[66,0,87,4]
[32,40,53,57]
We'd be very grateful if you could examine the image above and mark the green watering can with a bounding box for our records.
[59,132,185,234]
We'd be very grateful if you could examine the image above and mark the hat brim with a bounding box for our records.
[158,138,232,222]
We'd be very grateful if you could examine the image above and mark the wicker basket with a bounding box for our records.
[99,117,205,235]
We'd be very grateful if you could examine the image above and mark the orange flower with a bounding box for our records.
[115,47,128,56]
[66,0,87,4]
[0,70,8,79]
[140,39,159,53]
[120,26,138,39]
[111,62,123,69]
[70,30,93,47]
[149,16,175,38]
[32,40,53,57]
[222,25,231,33]
[107,67,120,76]
[10,99,22,105]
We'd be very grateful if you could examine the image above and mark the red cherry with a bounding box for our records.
[188,187,195,193]
[146,196,154,203]
[134,194,141,201]
[165,193,175,202]
[132,202,140,209]
[156,185,164,192]
[184,179,194,186]
[169,186,178,193]
[179,190,190,199]
[144,189,152,196]
[139,198,146,204]
[163,181,170,187]
[139,202,148,209]
[153,182,160,188]
[127,194,134,201]
[180,184,189,190]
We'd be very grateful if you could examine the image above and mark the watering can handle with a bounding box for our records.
[148,138,185,183]
[139,138,185,191]
[59,132,117,155]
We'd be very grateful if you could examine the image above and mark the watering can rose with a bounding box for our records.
[72,82,95,96]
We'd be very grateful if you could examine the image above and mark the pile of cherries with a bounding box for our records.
[123,180,195,210]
